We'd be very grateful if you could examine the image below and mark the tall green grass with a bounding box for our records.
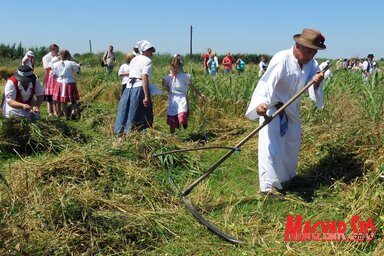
[0,55,383,255]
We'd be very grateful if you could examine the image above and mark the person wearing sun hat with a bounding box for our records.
[114,40,156,135]
[2,65,44,120]
[245,28,327,196]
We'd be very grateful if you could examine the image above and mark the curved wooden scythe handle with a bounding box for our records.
[156,63,331,244]
[182,63,331,197]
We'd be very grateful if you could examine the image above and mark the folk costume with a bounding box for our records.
[163,72,191,129]
[42,52,58,96]
[245,48,325,192]
[3,65,44,120]
[51,60,80,103]
[114,40,155,134]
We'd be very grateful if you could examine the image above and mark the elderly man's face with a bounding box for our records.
[296,43,318,64]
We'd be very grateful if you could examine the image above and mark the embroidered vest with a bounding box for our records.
[8,76,35,104]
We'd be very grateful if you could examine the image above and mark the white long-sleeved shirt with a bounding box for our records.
[52,60,80,84]
[245,47,324,124]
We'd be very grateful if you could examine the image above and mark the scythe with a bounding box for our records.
[154,63,331,244]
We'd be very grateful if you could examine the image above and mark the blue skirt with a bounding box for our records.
[114,86,153,134]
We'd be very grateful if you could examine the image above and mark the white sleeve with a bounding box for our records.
[118,64,126,76]
[71,62,80,73]
[245,61,283,120]
[141,59,152,77]
[4,80,16,102]
[308,82,324,109]
[42,55,50,69]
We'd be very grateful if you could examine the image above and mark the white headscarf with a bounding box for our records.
[136,40,155,54]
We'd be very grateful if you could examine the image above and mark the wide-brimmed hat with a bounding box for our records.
[14,65,37,83]
[293,29,326,50]
[136,40,156,53]
[367,54,374,58]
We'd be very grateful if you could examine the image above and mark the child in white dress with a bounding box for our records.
[162,57,206,135]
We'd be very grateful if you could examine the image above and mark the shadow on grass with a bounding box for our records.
[0,117,88,156]
[282,144,366,202]
[183,131,216,143]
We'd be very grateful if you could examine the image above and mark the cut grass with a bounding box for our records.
[0,60,383,255]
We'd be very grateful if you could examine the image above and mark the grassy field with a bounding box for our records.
[0,55,383,255]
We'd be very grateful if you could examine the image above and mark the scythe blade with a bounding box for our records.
[182,195,245,244]
[155,63,332,244]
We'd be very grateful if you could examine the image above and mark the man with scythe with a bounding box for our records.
[245,28,327,195]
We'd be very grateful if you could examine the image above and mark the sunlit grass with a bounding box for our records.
[0,56,383,255]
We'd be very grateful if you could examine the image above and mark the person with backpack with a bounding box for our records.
[103,45,116,73]
[2,65,44,121]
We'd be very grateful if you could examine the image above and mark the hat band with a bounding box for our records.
[18,70,33,77]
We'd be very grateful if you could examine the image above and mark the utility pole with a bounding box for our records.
[89,40,92,53]
[190,25,193,58]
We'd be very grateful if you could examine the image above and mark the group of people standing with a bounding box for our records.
[43,45,81,119]
[2,44,81,121]
[114,40,205,137]
[335,54,379,81]
[203,49,268,76]
[203,49,248,76]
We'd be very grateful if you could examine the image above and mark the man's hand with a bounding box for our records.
[22,104,31,112]
[31,106,40,113]
[256,103,268,116]
[143,96,150,108]
[313,72,324,89]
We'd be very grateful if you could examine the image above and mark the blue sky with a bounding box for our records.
[1,0,383,59]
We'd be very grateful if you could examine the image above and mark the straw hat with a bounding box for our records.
[293,29,326,50]
[126,53,135,62]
